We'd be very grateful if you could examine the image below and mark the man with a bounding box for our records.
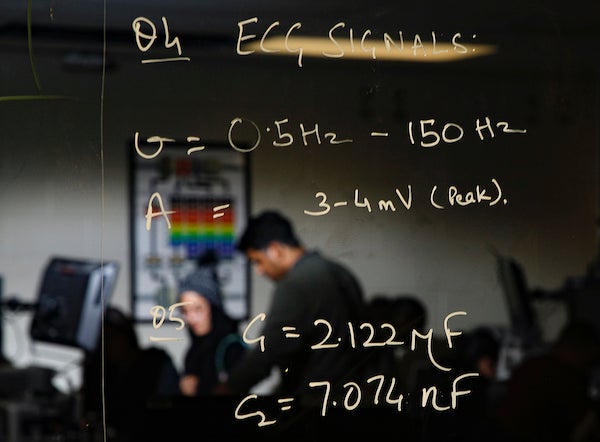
[222,210,369,401]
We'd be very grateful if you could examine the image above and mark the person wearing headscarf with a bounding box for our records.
[177,250,245,396]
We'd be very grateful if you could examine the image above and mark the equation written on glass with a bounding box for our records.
[150,308,465,373]
[235,371,479,427]
[234,311,477,427]
[242,311,465,372]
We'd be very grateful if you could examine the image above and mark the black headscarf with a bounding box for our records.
[179,250,246,395]
[183,304,244,394]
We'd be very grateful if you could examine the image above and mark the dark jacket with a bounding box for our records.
[183,306,246,395]
[227,251,368,400]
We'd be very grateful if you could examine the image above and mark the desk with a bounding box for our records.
[0,395,76,442]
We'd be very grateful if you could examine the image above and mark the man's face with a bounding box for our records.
[246,244,287,281]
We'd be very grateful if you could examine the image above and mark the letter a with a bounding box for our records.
[145,192,176,231]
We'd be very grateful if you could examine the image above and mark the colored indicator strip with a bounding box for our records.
[185,242,235,259]
[168,197,235,257]
[171,231,234,242]
[172,209,234,224]
[170,230,235,256]
[170,224,235,238]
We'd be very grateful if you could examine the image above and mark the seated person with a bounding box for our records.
[363,294,426,378]
[82,306,180,438]
[428,325,503,442]
[495,321,600,442]
[177,250,246,396]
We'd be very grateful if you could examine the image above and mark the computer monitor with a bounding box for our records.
[29,257,119,352]
[495,254,539,341]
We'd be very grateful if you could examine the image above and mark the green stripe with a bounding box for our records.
[0,95,77,102]
[27,0,42,91]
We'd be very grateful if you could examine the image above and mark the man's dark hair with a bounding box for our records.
[392,295,427,335]
[236,210,301,251]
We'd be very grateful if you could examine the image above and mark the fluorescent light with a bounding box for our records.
[247,36,497,63]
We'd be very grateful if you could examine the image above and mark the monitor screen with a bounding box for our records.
[29,257,119,352]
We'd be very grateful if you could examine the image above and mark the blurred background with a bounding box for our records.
[1,0,599,440]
